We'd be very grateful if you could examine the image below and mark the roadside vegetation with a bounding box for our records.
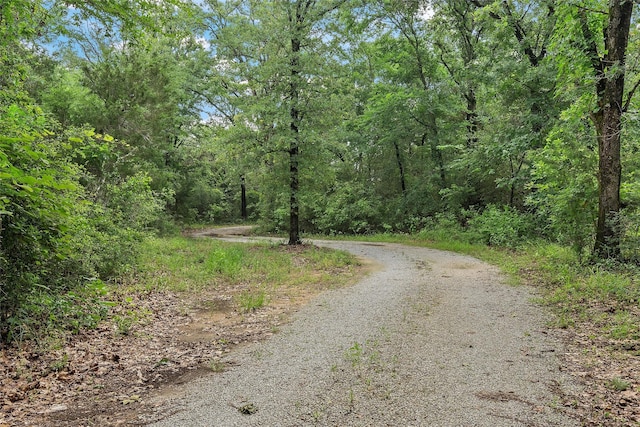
[4,233,360,345]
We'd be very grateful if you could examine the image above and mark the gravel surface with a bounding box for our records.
[150,240,579,426]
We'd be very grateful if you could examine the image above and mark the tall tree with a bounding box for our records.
[203,0,350,244]
[556,1,635,259]
[279,0,350,244]
[431,0,486,148]
[473,0,559,208]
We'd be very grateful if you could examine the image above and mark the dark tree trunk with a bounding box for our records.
[465,89,478,148]
[288,8,303,246]
[240,175,247,220]
[580,1,633,259]
[393,140,407,197]
[289,137,301,245]
[592,107,622,258]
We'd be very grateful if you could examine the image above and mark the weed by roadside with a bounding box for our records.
[237,288,269,312]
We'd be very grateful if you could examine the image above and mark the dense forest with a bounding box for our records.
[2,0,640,342]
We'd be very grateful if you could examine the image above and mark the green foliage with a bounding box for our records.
[0,107,162,341]
[345,341,364,367]
[206,246,245,278]
[5,279,112,344]
[619,208,640,261]
[312,183,381,235]
[528,117,598,261]
[236,288,268,312]
[71,207,147,279]
[175,181,230,224]
[466,205,536,248]
[608,378,632,392]
[39,68,105,127]
[106,172,164,230]
[0,104,86,340]
[416,213,470,243]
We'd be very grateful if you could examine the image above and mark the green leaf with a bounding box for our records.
[15,183,34,192]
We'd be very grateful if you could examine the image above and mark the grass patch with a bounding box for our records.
[125,236,359,312]
[6,234,361,345]
[608,377,632,392]
[236,288,269,312]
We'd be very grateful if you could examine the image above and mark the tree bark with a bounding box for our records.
[287,5,304,246]
[288,73,302,244]
[241,175,247,220]
[289,136,301,245]
[582,0,633,259]
[465,89,478,148]
[393,140,407,197]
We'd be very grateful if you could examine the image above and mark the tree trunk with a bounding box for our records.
[592,102,623,258]
[288,23,302,245]
[589,0,633,259]
[240,175,247,220]
[393,140,407,197]
[289,138,301,245]
[465,89,478,148]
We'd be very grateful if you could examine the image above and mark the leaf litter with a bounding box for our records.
[0,253,353,427]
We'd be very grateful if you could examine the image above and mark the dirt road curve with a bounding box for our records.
[149,235,579,426]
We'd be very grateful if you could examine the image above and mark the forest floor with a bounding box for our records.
[2,226,356,426]
[1,228,638,426]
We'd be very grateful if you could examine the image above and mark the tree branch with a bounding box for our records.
[623,76,640,112]
[578,9,604,78]
[188,88,236,124]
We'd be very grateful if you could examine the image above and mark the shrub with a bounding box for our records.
[0,115,164,342]
[106,172,164,230]
[312,184,381,235]
[417,213,470,242]
[1,105,86,342]
[466,205,535,248]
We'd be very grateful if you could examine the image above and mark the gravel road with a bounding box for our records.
[150,239,579,426]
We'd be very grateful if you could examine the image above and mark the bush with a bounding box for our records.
[106,172,164,230]
[416,213,470,242]
[312,184,381,235]
[0,114,166,342]
[1,105,86,342]
[173,179,232,224]
[619,208,640,262]
[5,279,112,344]
[466,205,536,248]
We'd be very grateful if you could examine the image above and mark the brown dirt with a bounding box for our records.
[0,288,314,426]
[0,228,366,427]
[553,319,640,426]
[519,267,640,426]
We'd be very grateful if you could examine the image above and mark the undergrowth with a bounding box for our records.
[5,234,359,348]
[133,236,357,292]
